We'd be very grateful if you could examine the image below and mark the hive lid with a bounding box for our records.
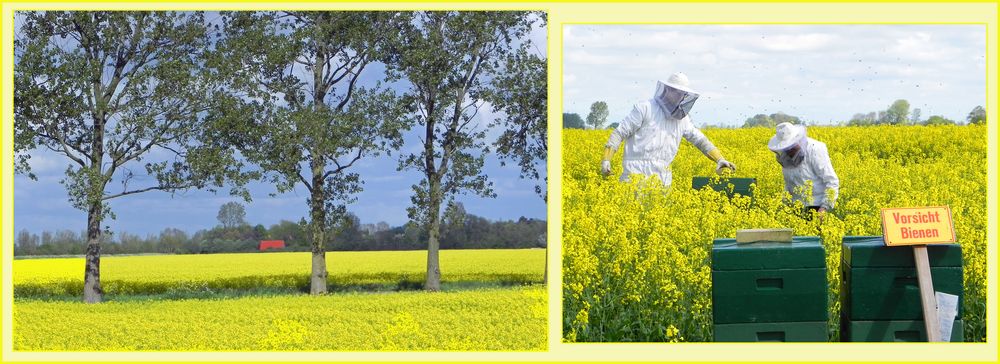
[842,235,962,267]
[712,236,825,270]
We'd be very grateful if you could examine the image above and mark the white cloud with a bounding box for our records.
[564,24,986,126]
[757,33,837,52]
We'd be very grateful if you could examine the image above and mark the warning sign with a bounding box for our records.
[880,206,956,246]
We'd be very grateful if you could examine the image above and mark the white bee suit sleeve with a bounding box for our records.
[605,105,645,151]
[679,117,717,156]
[809,142,839,210]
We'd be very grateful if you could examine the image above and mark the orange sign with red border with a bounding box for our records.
[880,206,956,246]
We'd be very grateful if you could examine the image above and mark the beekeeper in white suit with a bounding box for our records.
[601,73,735,186]
[768,122,839,212]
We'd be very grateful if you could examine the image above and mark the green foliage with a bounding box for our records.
[14,11,253,218]
[586,101,609,130]
[910,108,922,124]
[924,115,956,126]
[388,11,539,229]
[563,113,585,129]
[743,114,773,127]
[217,202,247,229]
[206,11,409,252]
[14,213,547,256]
[14,11,256,301]
[742,112,801,128]
[967,105,985,125]
[885,99,911,125]
[484,35,548,200]
[849,99,913,126]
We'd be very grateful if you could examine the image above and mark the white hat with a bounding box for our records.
[768,122,807,152]
[660,72,697,95]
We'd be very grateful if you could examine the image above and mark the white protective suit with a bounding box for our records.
[604,82,717,186]
[780,138,840,210]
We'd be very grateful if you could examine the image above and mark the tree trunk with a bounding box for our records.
[84,103,106,303]
[425,178,442,291]
[309,159,328,295]
[82,201,103,303]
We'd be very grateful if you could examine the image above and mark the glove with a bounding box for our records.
[601,160,611,176]
[716,159,735,175]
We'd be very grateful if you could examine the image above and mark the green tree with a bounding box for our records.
[15,229,39,256]
[388,11,539,291]
[158,228,188,254]
[252,224,267,241]
[268,220,308,249]
[207,11,407,294]
[484,35,548,200]
[586,101,609,129]
[884,99,910,125]
[14,11,249,303]
[441,201,468,249]
[563,113,585,129]
[967,105,985,125]
[217,201,247,229]
[742,114,774,128]
[910,108,922,125]
[770,112,801,125]
[924,115,956,125]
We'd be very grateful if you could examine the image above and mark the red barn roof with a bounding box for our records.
[258,240,285,251]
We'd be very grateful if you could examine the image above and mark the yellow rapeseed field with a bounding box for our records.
[13,249,546,351]
[562,125,986,342]
[14,286,547,351]
[14,248,544,296]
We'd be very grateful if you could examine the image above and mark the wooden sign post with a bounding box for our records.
[912,245,941,342]
[881,206,956,342]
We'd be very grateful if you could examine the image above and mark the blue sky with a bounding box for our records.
[13,13,548,237]
[563,25,986,127]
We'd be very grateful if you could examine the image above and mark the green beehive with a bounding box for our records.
[692,177,756,204]
[714,322,829,342]
[840,235,964,342]
[841,236,963,320]
[843,319,964,342]
[712,236,828,342]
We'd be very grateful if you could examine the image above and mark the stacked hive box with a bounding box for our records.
[840,236,964,342]
[712,236,828,342]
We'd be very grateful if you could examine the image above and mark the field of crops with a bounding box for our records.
[562,125,987,342]
[13,249,547,351]
[14,286,547,351]
[14,249,544,297]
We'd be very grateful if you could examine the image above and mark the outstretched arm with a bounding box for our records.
[681,119,735,175]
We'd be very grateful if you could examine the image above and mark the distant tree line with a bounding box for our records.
[564,101,610,130]
[741,112,803,128]
[848,100,984,126]
[565,99,986,129]
[14,202,545,257]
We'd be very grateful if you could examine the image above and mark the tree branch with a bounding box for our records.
[102,182,194,201]
[297,170,313,193]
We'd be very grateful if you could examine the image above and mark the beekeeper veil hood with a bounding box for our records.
[769,122,808,167]
[654,73,700,119]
